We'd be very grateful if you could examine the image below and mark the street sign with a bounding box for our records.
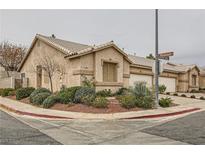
[158,51,174,60]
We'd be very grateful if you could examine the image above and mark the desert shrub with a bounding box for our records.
[81,75,94,88]
[30,88,51,103]
[42,95,61,108]
[135,95,155,109]
[74,87,95,103]
[159,97,172,107]
[114,87,130,96]
[118,95,136,109]
[181,94,187,97]
[58,86,82,103]
[8,90,16,96]
[31,92,51,105]
[80,95,95,105]
[200,96,205,100]
[0,88,3,96]
[1,88,15,97]
[173,93,178,96]
[131,82,151,97]
[166,92,170,95]
[96,89,112,97]
[91,96,108,108]
[190,89,199,93]
[16,87,35,100]
[190,95,196,98]
[159,85,166,94]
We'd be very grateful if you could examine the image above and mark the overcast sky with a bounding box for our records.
[0,9,205,67]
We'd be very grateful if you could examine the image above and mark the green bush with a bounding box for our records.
[166,92,170,95]
[1,88,15,97]
[96,89,112,97]
[58,86,82,103]
[173,93,178,96]
[159,85,166,94]
[190,95,196,98]
[200,96,205,100]
[91,96,108,108]
[74,87,95,103]
[114,87,130,96]
[159,97,172,107]
[190,89,199,93]
[42,95,61,108]
[30,88,51,103]
[0,88,4,96]
[16,87,35,100]
[31,92,51,105]
[118,95,136,109]
[132,82,151,97]
[8,90,16,96]
[181,94,187,97]
[135,95,154,109]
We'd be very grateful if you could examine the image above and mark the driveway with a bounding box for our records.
[0,111,60,145]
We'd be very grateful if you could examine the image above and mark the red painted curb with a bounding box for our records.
[0,104,73,119]
[0,103,201,120]
[122,108,201,119]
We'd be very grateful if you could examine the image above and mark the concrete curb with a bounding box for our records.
[0,103,201,120]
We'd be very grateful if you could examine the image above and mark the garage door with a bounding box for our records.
[129,74,152,88]
[159,77,176,92]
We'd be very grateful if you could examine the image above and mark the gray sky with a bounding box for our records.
[0,9,205,66]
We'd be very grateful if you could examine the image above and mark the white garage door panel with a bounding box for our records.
[129,74,152,88]
[159,77,176,92]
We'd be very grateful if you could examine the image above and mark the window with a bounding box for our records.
[103,62,117,82]
[192,75,197,86]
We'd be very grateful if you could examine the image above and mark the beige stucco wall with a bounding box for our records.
[199,75,205,89]
[20,40,81,91]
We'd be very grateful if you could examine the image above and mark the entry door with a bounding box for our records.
[36,65,42,88]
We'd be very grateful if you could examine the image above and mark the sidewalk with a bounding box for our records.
[0,96,204,120]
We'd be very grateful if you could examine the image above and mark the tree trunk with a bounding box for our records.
[49,75,53,93]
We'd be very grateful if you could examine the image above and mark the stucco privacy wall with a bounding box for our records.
[20,40,81,92]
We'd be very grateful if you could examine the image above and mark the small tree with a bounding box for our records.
[34,54,65,93]
[0,41,26,76]
[146,53,155,60]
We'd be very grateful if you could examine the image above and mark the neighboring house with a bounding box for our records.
[199,67,205,89]
[17,34,205,92]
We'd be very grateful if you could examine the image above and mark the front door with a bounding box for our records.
[36,65,42,88]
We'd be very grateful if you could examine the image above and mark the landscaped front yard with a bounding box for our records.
[0,82,178,114]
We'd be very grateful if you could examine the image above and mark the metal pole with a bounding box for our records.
[155,9,159,108]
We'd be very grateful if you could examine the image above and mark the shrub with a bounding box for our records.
[181,94,187,97]
[91,96,108,108]
[159,97,172,107]
[200,96,205,100]
[135,95,154,109]
[190,95,196,98]
[42,95,61,108]
[0,88,4,96]
[166,92,170,95]
[16,87,35,100]
[173,93,178,96]
[30,88,51,103]
[159,85,166,94]
[81,75,94,88]
[1,88,15,97]
[190,89,199,93]
[31,92,51,105]
[96,89,112,97]
[74,87,95,103]
[58,86,82,103]
[118,95,136,109]
[8,90,16,96]
[132,82,151,97]
[114,87,130,96]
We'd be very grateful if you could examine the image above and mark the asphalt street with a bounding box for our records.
[0,110,60,145]
[142,111,205,145]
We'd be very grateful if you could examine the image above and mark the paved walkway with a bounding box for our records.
[1,96,205,120]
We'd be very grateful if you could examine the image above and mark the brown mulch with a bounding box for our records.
[50,103,143,114]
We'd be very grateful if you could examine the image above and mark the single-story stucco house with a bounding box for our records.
[17,34,205,92]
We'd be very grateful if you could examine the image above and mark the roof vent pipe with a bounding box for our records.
[51,34,56,38]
